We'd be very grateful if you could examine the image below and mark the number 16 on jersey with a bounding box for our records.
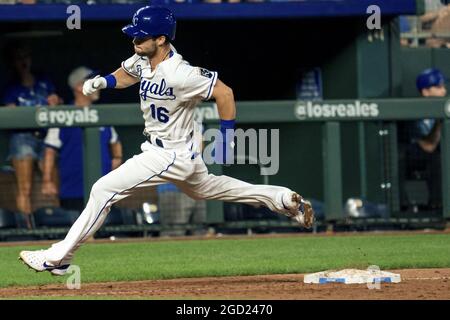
[149,103,169,123]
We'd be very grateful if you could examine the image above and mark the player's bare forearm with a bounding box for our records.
[112,67,140,89]
[212,79,236,120]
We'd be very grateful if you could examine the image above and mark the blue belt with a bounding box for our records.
[143,131,164,148]
[143,130,195,150]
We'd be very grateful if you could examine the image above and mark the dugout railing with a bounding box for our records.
[0,98,449,238]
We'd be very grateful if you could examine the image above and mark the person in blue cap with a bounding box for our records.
[413,68,445,153]
[401,68,446,210]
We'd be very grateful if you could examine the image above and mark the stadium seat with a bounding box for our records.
[140,211,160,225]
[243,205,277,220]
[404,180,429,208]
[344,198,389,219]
[224,203,245,221]
[33,207,79,227]
[0,209,17,229]
[14,212,33,229]
[103,206,125,226]
[309,199,325,221]
[121,208,139,225]
[0,209,40,241]
[97,207,142,239]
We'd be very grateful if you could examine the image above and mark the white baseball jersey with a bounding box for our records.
[121,45,217,143]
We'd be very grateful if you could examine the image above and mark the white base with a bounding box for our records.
[304,269,401,284]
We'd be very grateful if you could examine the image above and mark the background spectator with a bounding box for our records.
[420,0,450,47]
[41,66,123,213]
[412,68,444,153]
[421,0,446,30]
[2,42,61,228]
[400,68,445,210]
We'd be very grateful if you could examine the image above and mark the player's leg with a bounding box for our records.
[179,161,314,227]
[20,147,178,270]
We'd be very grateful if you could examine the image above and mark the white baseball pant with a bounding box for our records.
[44,140,293,265]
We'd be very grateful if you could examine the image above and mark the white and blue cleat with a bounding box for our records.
[19,250,70,276]
[283,192,315,229]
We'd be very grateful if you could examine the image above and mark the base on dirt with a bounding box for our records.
[304,268,401,284]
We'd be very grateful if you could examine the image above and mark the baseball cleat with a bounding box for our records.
[283,192,315,229]
[295,195,315,229]
[48,264,70,276]
[19,250,70,276]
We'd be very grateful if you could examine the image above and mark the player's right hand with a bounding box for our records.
[82,75,107,96]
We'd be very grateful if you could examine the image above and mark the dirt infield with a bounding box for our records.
[0,268,449,299]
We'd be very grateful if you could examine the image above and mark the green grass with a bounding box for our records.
[1,233,449,288]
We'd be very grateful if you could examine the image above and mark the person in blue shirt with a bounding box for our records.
[2,43,62,227]
[401,68,445,209]
[41,66,123,212]
[410,68,444,154]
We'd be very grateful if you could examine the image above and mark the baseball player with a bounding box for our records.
[19,6,314,275]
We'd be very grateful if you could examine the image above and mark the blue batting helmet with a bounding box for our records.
[122,6,176,41]
[416,68,446,91]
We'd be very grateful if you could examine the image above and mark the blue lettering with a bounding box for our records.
[140,78,176,100]
[140,81,150,101]
[150,83,159,95]
[158,79,167,95]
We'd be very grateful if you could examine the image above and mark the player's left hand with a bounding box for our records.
[83,75,107,96]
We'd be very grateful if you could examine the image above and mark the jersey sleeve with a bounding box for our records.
[182,66,218,101]
[109,126,119,144]
[44,128,62,149]
[121,54,141,78]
